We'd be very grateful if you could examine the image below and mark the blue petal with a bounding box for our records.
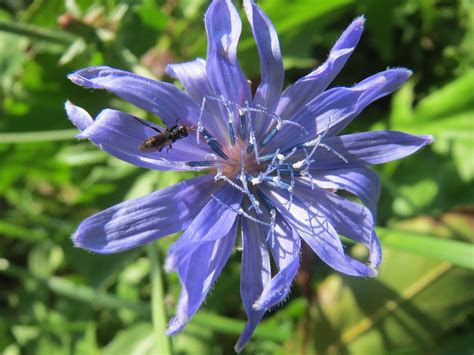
[313,130,434,169]
[66,103,213,171]
[244,0,284,136]
[68,66,201,127]
[65,101,93,130]
[265,68,412,152]
[166,217,238,335]
[253,216,300,311]
[277,16,365,120]
[72,174,216,253]
[166,58,210,105]
[262,186,377,277]
[205,0,251,105]
[311,167,380,217]
[235,215,271,352]
[166,59,229,144]
[325,68,412,136]
[294,182,381,269]
[165,184,242,272]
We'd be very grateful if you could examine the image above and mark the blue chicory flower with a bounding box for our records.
[65,0,432,351]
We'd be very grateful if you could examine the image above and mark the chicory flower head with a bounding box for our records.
[66,0,432,351]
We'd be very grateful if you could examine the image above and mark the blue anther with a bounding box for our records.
[261,175,291,190]
[246,143,254,155]
[228,122,236,146]
[259,153,275,162]
[186,160,215,167]
[275,163,293,172]
[202,128,228,160]
[239,114,246,139]
[277,166,302,177]
[209,142,229,160]
[260,127,279,147]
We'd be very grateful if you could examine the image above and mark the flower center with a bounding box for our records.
[220,138,263,178]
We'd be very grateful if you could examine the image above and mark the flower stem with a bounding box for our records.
[147,244,173,355]
[0,20,75,45]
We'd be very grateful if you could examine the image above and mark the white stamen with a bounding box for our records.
[196,96,208,144]
[211,195,272,227]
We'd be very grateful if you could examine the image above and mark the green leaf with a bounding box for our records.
[238,0,354,72]
[389,79,415,126]
[378,227,474,270]
[260,0,354,36]
[135,1,168,31]
[414,70,474,120]
[1,262,290,341]
[73,324,99,355]
[11,325,40,345]
[391,179,438,217]
[389,72,474,181]
[300,254,472,353]
[102,323,155,355]
[28,243,64,278]
[56,143,108,166]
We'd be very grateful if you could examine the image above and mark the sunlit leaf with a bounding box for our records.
[378,227,474,270]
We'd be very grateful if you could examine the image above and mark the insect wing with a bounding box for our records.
[139,134,171,152]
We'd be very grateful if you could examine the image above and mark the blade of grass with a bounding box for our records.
[0,260,290,341]
[147,244,172,355]
[0,129,78,143]
[1,262,150,316]
[0,221,46,241]
[377,227,474,270]
[0,20,75,45]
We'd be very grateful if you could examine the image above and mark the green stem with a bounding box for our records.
[0,20,75,45]
[0,129,78,143]
[147,244,173,355]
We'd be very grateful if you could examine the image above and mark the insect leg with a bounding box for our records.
[131,115,162,133]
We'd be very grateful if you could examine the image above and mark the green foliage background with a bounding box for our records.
[0,0,473,354]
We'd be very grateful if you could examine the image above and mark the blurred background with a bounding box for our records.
[0,0,473,354]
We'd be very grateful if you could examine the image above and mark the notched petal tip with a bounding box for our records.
[234,344,243,353]
[346,15,365,35]
[252,287,289,311]
[166,316,187,336]
[410,133,435,149]
[71,229,102,254]
[355,67,412,94]
[367,267,378,278]
[67,66,114,88]
[71,231,87,250]
[252,299,265,311]
[387,67,413,79]
[354,15,366,24]
[234,336,250,353]
[331,15,366,53]
[71,224,111,254]
[65,101,93,132]
[424,134,435,144]
[164,255,177,273]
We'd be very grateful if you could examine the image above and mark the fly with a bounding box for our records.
[132,116,190,153]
